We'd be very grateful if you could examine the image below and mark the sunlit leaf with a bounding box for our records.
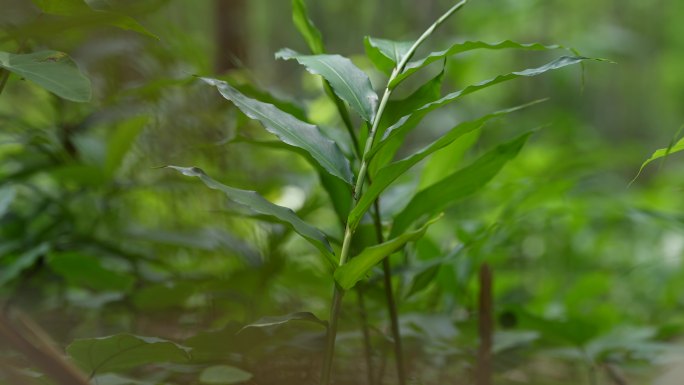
[632,134,684,183]
[166,166,334,259]
[276,49,378,122]
[67,334,190,374]
[0,50,91,102]
[292,0,325,54]
[349,101,543,230]
[202,77,353,185]
[372,56,600,163]
[391,132,533,237]
[335,216,441,290]
[391,40,561,88]
[200,365,253,385]
[238,312,327,333]
[364,36,413,75]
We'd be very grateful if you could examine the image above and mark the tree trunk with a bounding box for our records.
[214,0,247,73]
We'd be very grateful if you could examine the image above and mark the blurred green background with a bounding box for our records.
[1,0,684,384]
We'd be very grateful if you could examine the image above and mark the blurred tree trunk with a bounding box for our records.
[215,0,247,73]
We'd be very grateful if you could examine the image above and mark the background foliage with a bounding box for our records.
[1,0,683,384]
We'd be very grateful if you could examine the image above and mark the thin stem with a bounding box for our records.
[356,288,376,385]
[372,199,406,385]
[321,287,344,385]
[324,81,361,158]
[476,263,493,385]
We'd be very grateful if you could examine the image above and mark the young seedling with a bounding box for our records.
[169,0,601,383]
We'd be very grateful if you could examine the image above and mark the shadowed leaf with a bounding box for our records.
[202,77,353,184]
[166,166,334,260]
[0,50,91,102]
[276,49,378,122]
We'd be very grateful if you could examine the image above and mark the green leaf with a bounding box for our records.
[372,56,599,162]
[0,186,16,218]
[66,334,190,375]
[0,50,91,102]
[335,216,441,290]
[31,0,157,39]
[391,40,561,88]
[292,0,325,54]
[391,132,533,237]
[47,252,135,292]
[275,49,378,122]
[232,137,352,224]
[200,365,253,385]
[105,116,147,177]
[166,166,334,259]
[238,312,327,333]
[0,243,50,286]
[632,134,684,183]
[349,101,542,230]
[202,78,353,185]
[369,69,445,175]
[418,129,480,189]
[364,36,413,75]
[405,263,441,299]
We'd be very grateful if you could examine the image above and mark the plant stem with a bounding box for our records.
[372,199,406,385]
[477,263,493,385]
[356,287,376,385]
[320,2,468,383]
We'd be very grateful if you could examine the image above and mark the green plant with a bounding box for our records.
[166,0,602,383]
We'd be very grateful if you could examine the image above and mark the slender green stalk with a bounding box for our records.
[321,2,468,383]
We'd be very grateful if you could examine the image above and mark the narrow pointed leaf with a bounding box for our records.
[364,36,413,75]
[105,116,147,177]
[369,69,445,175]
[232,137,353,224]
[633,136,684,182]
[0,50,91,102]
[0,243,50,286]
[335,216,441,290]
[167,166,334,258]
[371,56,599,162]
[391,40,561,88]
[276,49,378,122]
[391,132,533,237]
[292,0,325,54]
[238,312,327,333]
[0,186,16,218]
[202,78,352,184]
[349,101,543,230]
[66,334,190,374]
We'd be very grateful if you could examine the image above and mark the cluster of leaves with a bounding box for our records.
[2,1,684,385]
